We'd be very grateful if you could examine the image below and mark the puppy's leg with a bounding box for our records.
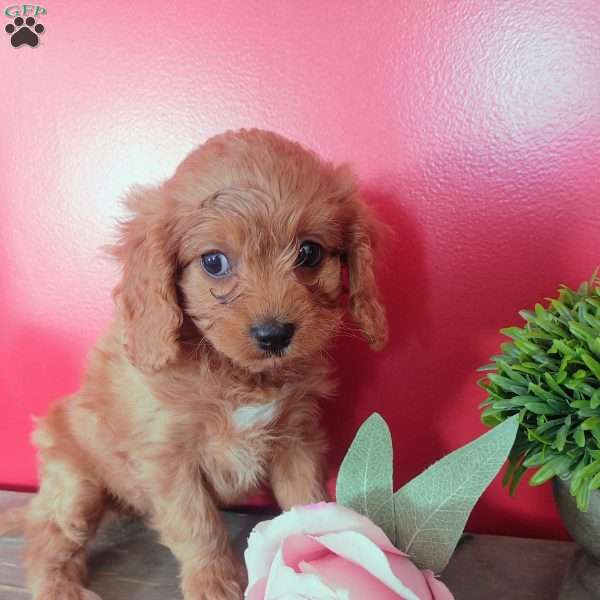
[271,421,329,510]
[151,469,241,600]
[25,462,105,600]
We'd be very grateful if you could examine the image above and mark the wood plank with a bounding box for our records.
[443,533,575,599]
[0,492,577,599]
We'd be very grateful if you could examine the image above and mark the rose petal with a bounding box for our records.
[294,504,400,554]
[423,570,454,600]
[282,533,330,571]
[245,503,400,587]
[305,553,406,600]
[314,531,421,600]
[387,553,435,600]
[246,577,268,600]
[271,595,323,600]
[264,547,346,600]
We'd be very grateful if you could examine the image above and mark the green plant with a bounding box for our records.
[479,272,600,511]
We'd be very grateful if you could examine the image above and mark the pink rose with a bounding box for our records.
[244,502,454,600]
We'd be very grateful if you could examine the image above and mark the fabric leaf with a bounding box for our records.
[336,413,396,544]
[394,415,518,573]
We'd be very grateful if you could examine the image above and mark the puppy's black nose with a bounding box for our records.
[251,320,296,353]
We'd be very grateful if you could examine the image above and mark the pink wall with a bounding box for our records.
[2,1,600,540]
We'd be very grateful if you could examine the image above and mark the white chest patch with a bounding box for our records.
[232,399,281,431]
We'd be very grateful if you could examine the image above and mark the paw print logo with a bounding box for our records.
[5,16,45,48]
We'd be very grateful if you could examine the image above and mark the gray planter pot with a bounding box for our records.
[553,477,600,599]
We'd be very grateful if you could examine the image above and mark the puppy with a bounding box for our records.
[9,130,387,600]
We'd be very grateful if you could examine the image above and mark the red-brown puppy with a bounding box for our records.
[9,130,387,600]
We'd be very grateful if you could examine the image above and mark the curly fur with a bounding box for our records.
[4,129,387,600]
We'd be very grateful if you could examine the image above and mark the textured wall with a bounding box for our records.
[2,1,600,539]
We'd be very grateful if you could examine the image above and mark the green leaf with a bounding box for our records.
[570,457,589,495]
[578,408,600,418]
[550,299,573,322]
[589,338,600,356]
[549,339,577,357]
[394,416,518,573]
[581,417,600,431]
[576,481,591,511]
[511,364,540,376]
[590,429,600,445]
[501,327,526,340]
[527,428,552,445]
[528,383,558,402]
[581,352,600,380]
[556,370,568,384]
[477,379,505,402]
[569,321,595,343]
[489,400,525,410]
[531,352,558,368]
[544,372,570,399]
[336,413,395,544]
[535,418,565,436]
[571,400,589,409]
[529,456,573,486]
[524,402,557,415]
[578,460,600,480]
[553,417,571,452]
[582,311,600,332]
[575,383,596,397]
[497,360,528,384]
[523,450,550,467]
[574,427,586,447]
[502,455,522,487]
[528,330,555,341]
[586,297,600,309]
[481,407,505,426]
[559,286,576,305]
[488,374,527,395]
[590,471,600,490]
[509,463,527,495]
[534,314,567,337]
[515,339,542,356]
[500,342,521,359]
[519,309,536,322]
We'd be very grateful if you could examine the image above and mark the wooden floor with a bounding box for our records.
[0,491,577,599]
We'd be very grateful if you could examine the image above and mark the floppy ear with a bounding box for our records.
[110,185,182,373]
[343,192,389,351]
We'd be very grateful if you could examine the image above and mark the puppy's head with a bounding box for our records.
[112,130,387,373]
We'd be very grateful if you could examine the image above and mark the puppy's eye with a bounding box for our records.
[201,252,231,278]
[296,241,323,268]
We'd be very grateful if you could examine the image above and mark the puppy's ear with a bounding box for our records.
[110,185,182,373]
[340,175,388,351]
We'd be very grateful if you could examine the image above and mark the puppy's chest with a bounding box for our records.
[231,398,281,431]
[202,391,289,501]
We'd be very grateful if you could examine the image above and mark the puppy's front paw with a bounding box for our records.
[185,577,242,600]
[36,582,102,600]
[200,577,242,600]
[183,557,243,600]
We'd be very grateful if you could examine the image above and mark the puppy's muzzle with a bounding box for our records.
[250,320,296,354]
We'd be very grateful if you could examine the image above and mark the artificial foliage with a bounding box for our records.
[336,413,517,573]
[479,273,600,511]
